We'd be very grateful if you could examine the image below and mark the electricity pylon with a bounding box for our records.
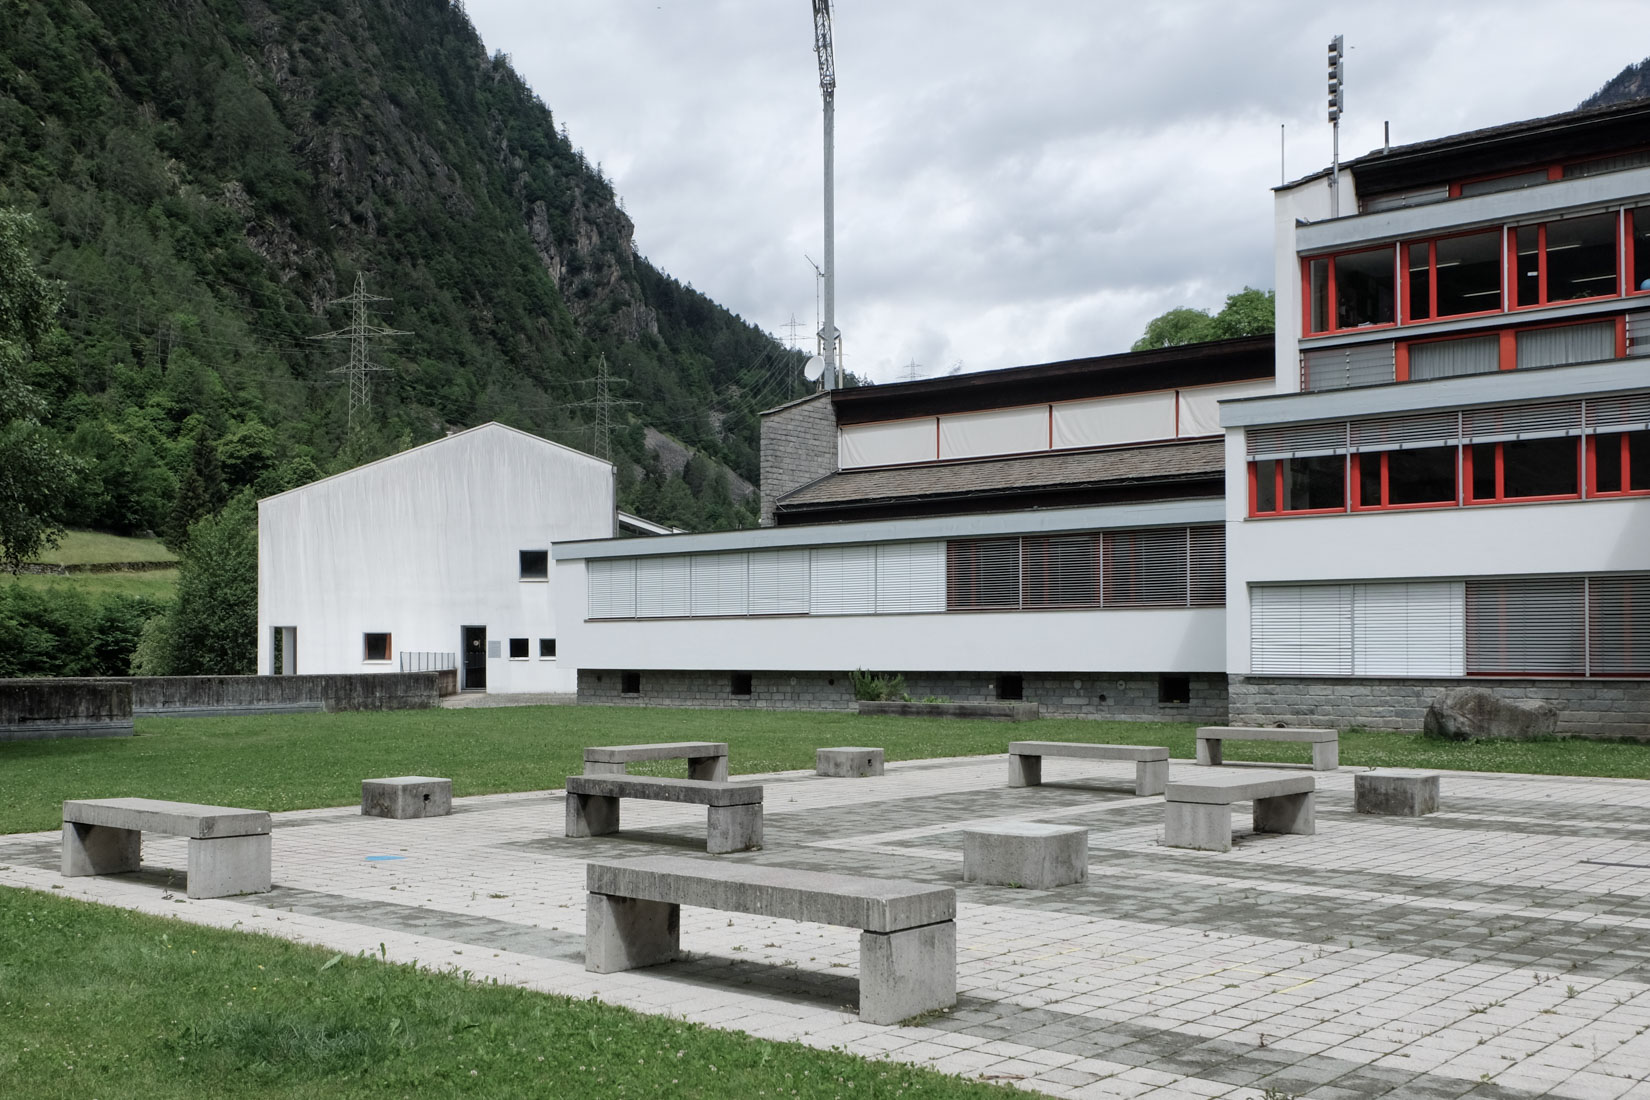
[311,273,410,432]
[570,354,638,461]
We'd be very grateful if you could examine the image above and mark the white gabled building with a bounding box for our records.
[258,422,616,694]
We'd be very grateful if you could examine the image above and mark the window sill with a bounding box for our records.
[519,578,549,584]
[363,660,393,665]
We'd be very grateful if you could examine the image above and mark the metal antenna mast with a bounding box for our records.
[1327,35,1345,218]
[570,354,638,461]
[811,0,840,390]
[311,272,409,432]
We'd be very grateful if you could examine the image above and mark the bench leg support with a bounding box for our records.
[567,793,620,838]
[1195,737,1222,766]
[1007,754,1041,787]
[688,755,729,782]
[858,921,956,1025]
[706,804,762,854]
[1312,741,1339,771]
[1164,801,1232,852]
[62,822,140,877]
[583,761,627,776]
[1135,759,1168,797]
[186,834,272,898]
[585,893,679,973]
[1253,792,1315,836]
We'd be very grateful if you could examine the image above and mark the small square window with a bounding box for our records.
[519,550,548,580]
[509,637,529,660]
[621,671,641,695]
[364,633,391,662]
[1158,675,1190,705]
[995,673,1024,702]
[730,672,753,696]
[539,638,557,659]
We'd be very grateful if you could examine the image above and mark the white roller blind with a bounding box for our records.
[689,553,749,617]
[1052,392,1177,449]
[1516,321,1615,371]
[809,544,877,615]
[874,542,946,613]
[634,556,691,618]
[839,419,936,468]
[1250,585,1354,675]
[938,406,1047,460]
[1353,582,1465,676]
[1465,577,1585,675]
[587,558,636,619]
[1176,381,1274,438]
[1408,335,1499,380]
[749,549,810,615]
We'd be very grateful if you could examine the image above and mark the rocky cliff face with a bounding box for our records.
[1578,58,1650,109]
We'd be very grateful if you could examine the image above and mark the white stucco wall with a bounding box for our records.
[258,423,615,692]
[1273,172,1348,395]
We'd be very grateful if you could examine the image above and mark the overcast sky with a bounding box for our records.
[464,1,1650,383]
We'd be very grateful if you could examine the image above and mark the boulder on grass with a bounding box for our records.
[1423,687,1557,741]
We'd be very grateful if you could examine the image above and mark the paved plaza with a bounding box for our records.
[4,754,1650,1098]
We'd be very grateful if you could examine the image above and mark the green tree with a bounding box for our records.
[165,432,228,550]
[1132,287,1275,351]
[165,491,258,675]
[0,210,80,572]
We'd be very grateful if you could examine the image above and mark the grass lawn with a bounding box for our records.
[3,706,1650,836]
[0,887,1015,1099]
[6,569,180,601]
[32,528,177,566]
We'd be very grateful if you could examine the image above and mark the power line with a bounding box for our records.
[309,273,410,433]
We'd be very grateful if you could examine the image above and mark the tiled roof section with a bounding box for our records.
[776,439,1224,510]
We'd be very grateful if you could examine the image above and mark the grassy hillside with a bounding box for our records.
[30,529,175,567]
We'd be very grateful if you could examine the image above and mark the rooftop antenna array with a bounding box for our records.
[311,272,410,434]
[811,0,841,389]
[1327,35,1345,217]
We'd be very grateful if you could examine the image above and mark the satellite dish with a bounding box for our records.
[803,355,825,382]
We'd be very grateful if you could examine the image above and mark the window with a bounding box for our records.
[1456,168,1552,198]
[1590,431,1650,495]
[1020,535,1100,608]
[1466,578,1585,675]
[519,550,548,580]
[1589,576,1650,675]
[1102,528,1190,608]
[508,637,529,660]
[1404,231,1502,321]
[1515,320,1617,370]
[1633,207,1650,294]
[1251,583,1465,677]
[1158,674,1190,705]
[1354,447,1458,509]
[620,671,641,695]
[1250,455,1345,515]
[946,539,1020,610]
[1513,214,1617,308]
[539,638,557,659]
[1305,247,1395,333]
[1466,438,1580,503]
[1406,334,1499,380]
[730,672,753,696]
[363,633,392,662]
[995,674,1023,701]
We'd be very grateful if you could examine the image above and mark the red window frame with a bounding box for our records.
[1400,228,1506,325]
[1349,449,1461,512]
[1301,247,1398,336]
[1395,316,1627,381]
[1586,431,1650,498]
[1448,165,1562,198]
[1247,457,1348,518]
[1631,207,1650,298]
[364,632,392,661]
[1508,216,1620,311]
[1463,438,1583,505]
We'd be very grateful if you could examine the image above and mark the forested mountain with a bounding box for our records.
[1579,57,1650,109]
[1,0,810,535]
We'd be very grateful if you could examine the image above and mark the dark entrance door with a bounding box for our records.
[462,626,487,691]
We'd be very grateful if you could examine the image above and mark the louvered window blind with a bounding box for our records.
[1465,578,1585,675]
[1188,526,1226,608]
[1250,582,1464,676]
[947,538,1021,610]
[1103,528,1190,608]
[689,553,749,617]
[634,556,691,618]
[1250,585,1354,675]
[1301,342,1397,391]
[748,549,810,615]
[874,542,947,613]
[588,558,637,619]
[809,545,878,615]
[1589,575,1650,675]
[1020,535,1101,608]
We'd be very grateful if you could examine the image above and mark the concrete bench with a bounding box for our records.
[585,854,956,1025]
[963,822,1088,888]
[817,746,884,777]
[1196,726,1339,771]
[362,776,452,819]
[1355,770,1441,817]
[1164,771,1316,853]
[584,741,729,782]
[565,774,762,853]
[62,797,271,898]
[1008,741,1170,796]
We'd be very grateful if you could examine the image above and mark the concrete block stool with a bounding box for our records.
[962,822,1088,888]
[1354,770,1440,817]
[362,776,453,819]
[816,747,885,778]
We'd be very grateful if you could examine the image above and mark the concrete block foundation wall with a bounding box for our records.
[1231,675,1650,740]
[578,669,1229,722]
[1,679,133,741]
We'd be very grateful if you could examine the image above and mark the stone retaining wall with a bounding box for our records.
[0,679,133,741]
[1230,675,1650,740]
[578,669,1229,722]
[121,673,441,717]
